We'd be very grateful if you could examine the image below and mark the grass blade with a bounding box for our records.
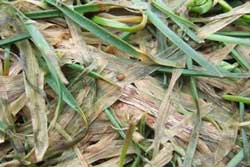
[15,10,89,127]
[45,0,142,58]
[183,58,202,167]
[18,15,67,83]
[146,9,221,76]
[0,120,8,133]
[104,108,144,160]
[152,0,196,29]
[231,49,250,70]
[158,67,250,78]
[3,46,10,76]
[17,14,64,127]
[217,31,250,37]
[226,149,244,167]
[206,34,250,46]
[152,0,202,43]
[25,3,112,19]
[222,94,250,104]
[0,32,30,46]
[92,13,147,32]
[104,108,125,138]
[45,73,88,127]
[119,123,136,167]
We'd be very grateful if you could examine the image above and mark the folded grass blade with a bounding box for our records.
[92,13,147,32]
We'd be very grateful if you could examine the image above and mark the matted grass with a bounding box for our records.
[0,0,250,166]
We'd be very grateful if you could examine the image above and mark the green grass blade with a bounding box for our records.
[92,14,147,32]
[139,115,146,136]
[222,95,250,104]
[104,108,126,138]
[183,58,202,167]
[0,32,30,46]
[104,108,145,161]
[45,0,142,58]
[17,14,64,127]
[146,9,221,76]
[64,63,101,78]
[92,15,138,32]
[130,155,141,167]
[152,0,202,43]
[17,14,67,83]
[3,46,10,76]
[217,31,250,37]
[152,0,196,29]
[119,124,136,167]
[0,120,8,133]
[231,49,250,70]
[64,63,117,85]
[187,0,213,14]
[25,4,104,19]
[25,9,64,19]
[34,47,88,125]
[226,149,244,167]
[206,34,250,46]
[45,74,88,126]
[158,67,250,78]
[15,10,88,127]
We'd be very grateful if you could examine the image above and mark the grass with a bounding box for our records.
[230,49,250,70]
[3,46,10,76]
[0,32,30,46]
[147,8,221,76]
[206,34,250,46]
[119,123,135,167]
[18,12,65,128]
[183,58,202,167]
[92,13,147,32]
[25,3,106,19]
[45,0,143,59]
[17,8,88,127]
[223,95,250,104]
[226,149,244,167]
[0,0,250,166]
[158,67,250,78]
